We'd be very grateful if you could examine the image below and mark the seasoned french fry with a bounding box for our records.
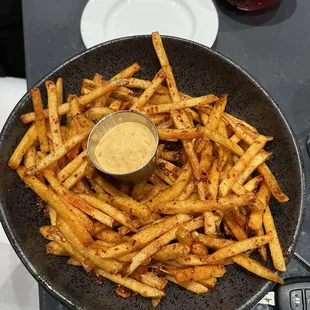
[176,226,193,247]
[25,128,90,176]
[154,193,255,214]
[166,274,208,294]
[109,195,151,220]
[175,265,226,282]
[158,128,201,140]
[63,160,88,189]
[43,168,115,227]
[197,278,217,289]
[78,78,128,107]
[131,267,168,290]
[236,151,271,186]
[8,124,37,169]
[97,214,192,259]
[219,135,268,197]
[202,234,273,264]
[154,163,192,203]
[195,233,234,250]
[46,80,63,149]
[17,166,93,246]
[78,194,137,232]
[40,225,54,241]
[57,150,88,182]
[31,89,49,152]
[153,243,191,261]
[191,242,208,256]
[84,107,114,120]
[95,268,165,298]
[200,127,244,157]
[261,183,286,272]
[24,146,36,168]
[94,230,124,244]
[131,69,165,110]
[232,254,283,284]
[46,241,69,256]
[122,217,203,276]
[258,164,289,203]
[141,95,217,115]
[57,218,123,273]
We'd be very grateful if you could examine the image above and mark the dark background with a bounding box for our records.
[0,0,25,78]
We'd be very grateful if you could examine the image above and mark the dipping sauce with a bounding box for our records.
[95,122,156,174]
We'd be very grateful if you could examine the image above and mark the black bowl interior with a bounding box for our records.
[0,36,305,310]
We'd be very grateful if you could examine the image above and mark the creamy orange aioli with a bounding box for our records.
[95,122,156,174]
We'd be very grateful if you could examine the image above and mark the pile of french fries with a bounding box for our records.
[8,32,289,306]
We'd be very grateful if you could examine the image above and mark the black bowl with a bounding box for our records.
[0,35,305,310]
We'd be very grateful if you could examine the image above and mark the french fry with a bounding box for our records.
[95,268,165,298]
[57,150,88,181]
[191,242,208,256]
[43,169,115,227]
[57,218,123,273]
[56,77,63,105]
[219,135,268,197]
[232,254,283,284]
[78,194,137,232]
[24,146,36,168]
[122,217,203,276]
[141,95,217,115]
[46,241,69,256]
[48,205,57,226]
[166,274,208,294]
[39,226,54,241]
[154,163,192,203]
[84,107,114,120]
[248,182,269,232]
[197,278,217,289]
[153,243,191,261]
[94,230,124,244]
[176,226,193,247]
[8,124,37,169]
[108,195,151,220]
[78,78,128,107]
[31,89,49,152]
[131,267,168,290]
[25,128,90,176]
[48,226,95,272]
[97,214,192,258]
[175,265,226,282]
[236,151,271,186]
[176,181,195,201]
[262,183,286,272]
[224,210,248,241]
[112,63,141,79]
[257,163,289,203]
[154,193,255,214]
[157,128,201,140]
[127,78,169,95]
[131,69,165,110]
[46,80,63,149]
[195,233,234,250]
[200,127,244,157]
[63,160,88,189]
[202,234,273,264]
[17,166,93,246]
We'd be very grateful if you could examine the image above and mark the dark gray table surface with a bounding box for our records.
[22,0,310,309]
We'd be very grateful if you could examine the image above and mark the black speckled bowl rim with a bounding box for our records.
[0,35,306,310]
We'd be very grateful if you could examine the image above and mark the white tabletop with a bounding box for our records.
[0,77,39,310]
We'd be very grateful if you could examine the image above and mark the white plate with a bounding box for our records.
[80,0,219,48]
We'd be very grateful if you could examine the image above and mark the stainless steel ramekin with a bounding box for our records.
[87,110,159,183]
